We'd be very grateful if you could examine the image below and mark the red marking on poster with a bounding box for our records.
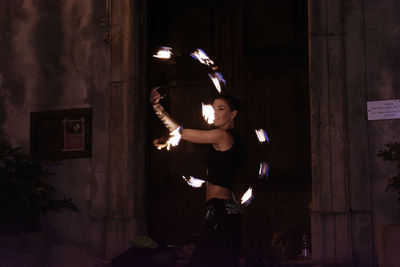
[63,118,85,151]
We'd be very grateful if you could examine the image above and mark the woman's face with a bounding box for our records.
[212,98,237,129]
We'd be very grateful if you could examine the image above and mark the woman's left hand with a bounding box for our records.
[149,87,161,104]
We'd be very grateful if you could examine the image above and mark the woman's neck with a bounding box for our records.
[219,123,234,130]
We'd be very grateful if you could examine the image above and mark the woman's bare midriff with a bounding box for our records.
[205,182,234,201]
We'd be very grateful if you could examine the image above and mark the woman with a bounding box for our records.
[150,87,245,267]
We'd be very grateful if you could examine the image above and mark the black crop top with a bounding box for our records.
[205,129,244,190]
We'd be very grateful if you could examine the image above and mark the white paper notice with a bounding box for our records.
[367,99,400,120]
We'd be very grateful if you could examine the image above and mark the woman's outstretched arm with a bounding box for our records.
[181,128,231,146]
[149,87,233,148]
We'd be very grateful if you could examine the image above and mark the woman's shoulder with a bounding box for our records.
[226,129,244,148]
[226,128,241,139]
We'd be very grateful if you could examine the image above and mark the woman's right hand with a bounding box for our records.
[149,87,161,104]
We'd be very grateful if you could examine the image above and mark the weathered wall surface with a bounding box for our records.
[309,0,400,265]
[2,0,400,265]
[0,0,109,265]
[364,0,400,226]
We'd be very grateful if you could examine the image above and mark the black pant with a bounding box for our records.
[188,198,242,267]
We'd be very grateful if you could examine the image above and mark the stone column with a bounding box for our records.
[308,0,374,265]
[103,0,148,260]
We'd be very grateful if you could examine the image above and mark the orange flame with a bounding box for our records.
[182,176,205,188]
[155,127,181,150]
[191,48,214,67]
[241,187,253,205]
[153,47,173,59]
[202,103,215,124]
[255,129,270,143]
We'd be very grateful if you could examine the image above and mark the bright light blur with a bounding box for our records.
[255,129,270,143]
[182,176,205,188]
[202,103,215,124]
[208,72,225,93]
[190,48,214,67]
[153,46,173,59]
[241,187,254,205]
[258,161,269,178]
[155,127,182,150]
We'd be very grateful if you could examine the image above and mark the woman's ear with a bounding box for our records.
[231,110,238,120]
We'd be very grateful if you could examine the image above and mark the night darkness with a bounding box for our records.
[147,0,311,260]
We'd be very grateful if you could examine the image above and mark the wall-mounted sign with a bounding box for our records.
[62,118,85,151]
[30,108,92,159]
[367,99,400,121]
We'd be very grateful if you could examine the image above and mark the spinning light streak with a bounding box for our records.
[153,46,173,59]
[154,127,182,151]
[259,161,270,179]
[255,128,270,144]
[182,176,206,188]
[190,48,215,68]
[202,103,215,124]
[241,187,254,205]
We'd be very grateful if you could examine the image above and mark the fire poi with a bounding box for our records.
[151,46,276,205]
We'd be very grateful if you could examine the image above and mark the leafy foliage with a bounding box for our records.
[0,136,78,235]
[377,142,400,217]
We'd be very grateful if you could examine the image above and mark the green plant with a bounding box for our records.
[0,136,78,235]
[377,142,400,217]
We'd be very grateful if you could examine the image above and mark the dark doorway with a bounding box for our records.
[147,0,310,259]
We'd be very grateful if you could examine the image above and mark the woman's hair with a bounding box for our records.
[214,93,242,112]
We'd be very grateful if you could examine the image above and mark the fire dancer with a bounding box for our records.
[150,87,245,267]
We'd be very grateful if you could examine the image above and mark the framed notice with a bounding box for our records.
[30,108,92,159]
[367,99,400,121]
[63,118,85,151]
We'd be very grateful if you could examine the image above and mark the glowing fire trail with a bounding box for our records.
[255,129,270,143]
[202,103,215,124]
[154,127,182,150]
[259,161,270,179]
[190,48,215,68]
[208,72,226,93]
[153,46,173,59]
[241,187,254,205]
[182,176,205,188]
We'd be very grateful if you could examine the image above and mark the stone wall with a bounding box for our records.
[2,0,400,266]
[0,0,148,265]
[309,0,400,265]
